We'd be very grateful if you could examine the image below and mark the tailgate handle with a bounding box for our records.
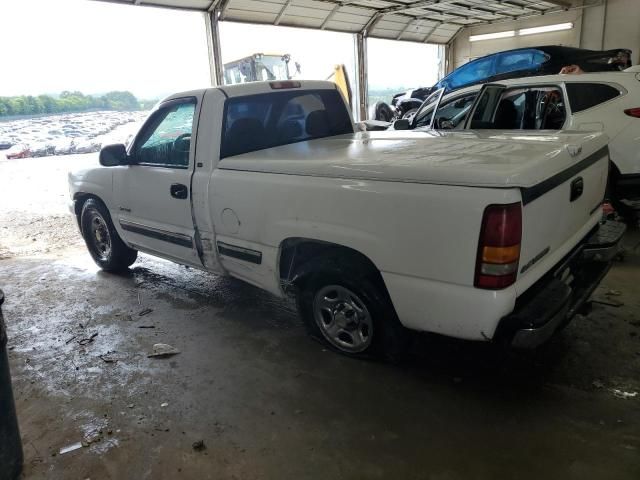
[570,177,584,202]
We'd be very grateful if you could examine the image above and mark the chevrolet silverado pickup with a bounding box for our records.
[68,80,625,359]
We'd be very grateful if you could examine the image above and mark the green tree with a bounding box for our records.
[0,90,152,117]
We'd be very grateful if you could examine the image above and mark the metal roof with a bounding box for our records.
[92,0,582,44]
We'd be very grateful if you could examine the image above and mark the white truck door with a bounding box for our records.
[113,97,202,267]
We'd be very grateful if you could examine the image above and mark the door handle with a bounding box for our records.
[570,177,584,202]
[170,183,188,199]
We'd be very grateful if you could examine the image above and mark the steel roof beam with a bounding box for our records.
[360,11,383,35]
[396,18,416,39]
[320,4,342,29]
[540,0,573,8]
[422,21,441,42]
[274,0,293,25]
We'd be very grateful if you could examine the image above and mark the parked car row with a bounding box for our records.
[0,110,147,160]
[373,67,640,215]
[372,46,633,121]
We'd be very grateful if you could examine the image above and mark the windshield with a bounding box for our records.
[256,55,290,81]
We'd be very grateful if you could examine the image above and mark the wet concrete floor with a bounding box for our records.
[1,156,639,479]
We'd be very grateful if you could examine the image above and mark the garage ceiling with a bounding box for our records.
[93,0,582,44]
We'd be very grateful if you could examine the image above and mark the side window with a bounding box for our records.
[472,86,566,130]
[448,57,494,90]
[221,90,353,159]
[469,85,504,128]
[412,88,444,129]
[433,94,477,129]
[566,83,621,113]
[134,101,196,168]
[495,49,549,75]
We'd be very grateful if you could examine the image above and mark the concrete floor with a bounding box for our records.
[1,155,639,479]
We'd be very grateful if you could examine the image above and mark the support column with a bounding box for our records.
[204,9,224,86]
[354,32,368,121]
[437,44,447,80]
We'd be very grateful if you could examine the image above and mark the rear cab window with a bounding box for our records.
[565,83,621,113]
[220,89,353,159]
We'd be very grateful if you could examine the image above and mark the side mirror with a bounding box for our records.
[393,119,411,130]
[99,143,128,167]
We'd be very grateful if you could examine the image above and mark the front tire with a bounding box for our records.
[401,108,418,120]
[297,271,408,360]
[80,198,137,272]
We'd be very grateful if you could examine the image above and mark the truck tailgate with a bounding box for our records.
[515,145,609,295]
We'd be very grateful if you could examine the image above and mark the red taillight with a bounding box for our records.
[624,107,640,118]
[475,203,522,290]
[270,81,301,89]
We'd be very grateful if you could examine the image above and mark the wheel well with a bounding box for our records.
[278,238,382,291]
[73,193,103,223]
[606,161,622,201]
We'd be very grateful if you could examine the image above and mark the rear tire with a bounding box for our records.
[296,269,408,361]
[80,198,137,272]
[371,101,394,122]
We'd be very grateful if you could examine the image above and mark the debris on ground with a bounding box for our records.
[592,298,624,308]
[81,431,102,447]
[65,335,77,344]
[192,440,206,451]
[160,402,169,408]
[77,332,99,346]
[99,351,119,363]
[592,380,604,389]
[59,442,83,455]
[611,389,638,400]
[148,343,180,358]
[138,308,153,317]
[605,289,622,297]
[138,325,155,329]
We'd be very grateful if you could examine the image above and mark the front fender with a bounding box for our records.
[68,167,115,212]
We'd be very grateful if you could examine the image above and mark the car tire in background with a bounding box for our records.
[371,101,395,122]
[80,198,138,272]
[401,108,418,120]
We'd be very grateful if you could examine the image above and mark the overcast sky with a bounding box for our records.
[0,0,440,98]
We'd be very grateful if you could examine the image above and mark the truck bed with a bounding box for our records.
[219,129,608,189]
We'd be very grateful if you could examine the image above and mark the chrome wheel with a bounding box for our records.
[89,212,112,261]
[313,285,373,353]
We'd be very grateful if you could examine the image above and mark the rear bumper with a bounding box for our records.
[496,220,626,349]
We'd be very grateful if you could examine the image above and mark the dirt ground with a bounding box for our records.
[0,155,639,479]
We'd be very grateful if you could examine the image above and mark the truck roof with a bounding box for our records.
[162,80,338,103]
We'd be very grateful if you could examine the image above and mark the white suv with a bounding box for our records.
[394,67,640,210]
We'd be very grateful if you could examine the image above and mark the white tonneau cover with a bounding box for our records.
[220,130,608,188]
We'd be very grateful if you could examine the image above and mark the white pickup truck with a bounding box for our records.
[69,80,625,359]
